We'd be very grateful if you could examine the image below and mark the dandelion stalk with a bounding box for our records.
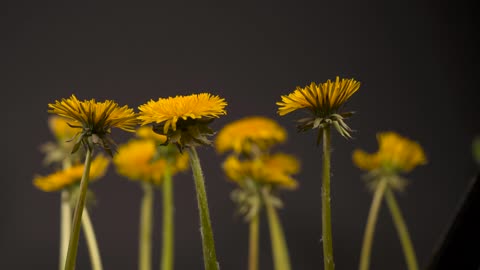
[321,126,334,270]
[385,188,419,270]
[187,146,219,270]
[262,188,291,270]
[139,182,154,270]
[81,208,103,270]
[64,147,93,270]
[359,179,388,270]
[60,190,72,270]
[161,164,174,270]
[248,213,260,270]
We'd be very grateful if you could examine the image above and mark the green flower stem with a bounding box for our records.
[359,179,388,270]
[321,126,334,270]
[161,164,174,270]
[60,190,72,270]
[139,182,154,270]
[187,147,219,270]
[385,187,419,270]
[81,208,103,270]
[262,188,291,270]
[248,213,260,270]
[64,147,93,270]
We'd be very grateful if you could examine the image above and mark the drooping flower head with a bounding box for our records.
[215,116,286,155]
[277,77,360,140]
[48,94,138,155]
[113,139,189,185]
[138,93,227,150]
[34,155,110,192]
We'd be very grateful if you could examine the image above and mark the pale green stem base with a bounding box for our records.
[359,179,388,270]
[64,147,93,270]
[187,147,219,270]
[82,208,103,270]
[248,213,260,270]
[161,165,174,270]
[385,188,419,270]
[60,190,72,270]
[321,127,334,270]
[262,189,291,270]
[139,183,154,270]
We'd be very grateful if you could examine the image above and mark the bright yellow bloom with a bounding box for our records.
[136,126,167,143]
[138,93,227,134]
[48,116,78,141]
[277,77,360,116]
[215,116,286,154]
[353,132,427,173]
[223,153,300,189]
[113,139,189,184]
[33,155,110,192]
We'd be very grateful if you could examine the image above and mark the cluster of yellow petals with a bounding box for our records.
[48,116,78,141]
[138,93,227,133]
[223,153,300,189]
[215,116,286,154]
[48,94,137,132]
[113,139,189,184]
[136,126,167,143]
[353,132,427,173]
[33,155,110,192]
[277,77,360,116]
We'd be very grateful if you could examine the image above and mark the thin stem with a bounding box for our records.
[186,147,219,270]
[81,208,103,270]
[321,126,334,270]
[139,182,154,270]
[262,188,291,270]
[385,187,419,270]
[359,179,388,270]
[64,147,93,270]
[60,190,72,270]
[161,164,174,270]
[248,213,260,270]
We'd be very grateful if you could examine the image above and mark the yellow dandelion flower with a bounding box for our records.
[136,126,167,143]
[353,132,427,173]
[215,116,287,155]
[113,139,189,184]
[48,116,78,141]
[33,155,110,192]
[138,93,227,149]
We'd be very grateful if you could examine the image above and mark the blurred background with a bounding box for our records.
[2,1,478,269]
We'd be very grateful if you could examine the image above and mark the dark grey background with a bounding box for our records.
[2,1,478,269]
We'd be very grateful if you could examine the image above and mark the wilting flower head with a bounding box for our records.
[353,132,427,173]
[113,139,189,185]
[138,93,227,150]
[48,94,138,154]
[34,155,110,192]
[215,116,286,155]
[277,77,360,139]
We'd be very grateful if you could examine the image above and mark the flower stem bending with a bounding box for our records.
[321,126,335,270]
[262,188,291,270]
[248,213,260,270]
[385,188,419,270]
[139,182,154,270]
[359,179,388,270]
[82,208,103,270]
[161,165,174,270]
[64,147,93,270]
[60,190,72,270]
[187,147,219,270]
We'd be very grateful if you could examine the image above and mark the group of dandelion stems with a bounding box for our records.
[34,77,427,270]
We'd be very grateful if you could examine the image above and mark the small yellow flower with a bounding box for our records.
[353,132,427,173]
[138,93,227,149]
[33,155,110,192]
[48,116,78,141]
[136,126,167,143]
[215,116,286,155]
[113,139,189,185]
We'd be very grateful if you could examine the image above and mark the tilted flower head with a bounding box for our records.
[277,77,360,139]
[48,94,138,154]
[138,93,227,150]
[215,116,287,155]
[353,131,427,173]
[113,139,189,185]
[33,155,110,192]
